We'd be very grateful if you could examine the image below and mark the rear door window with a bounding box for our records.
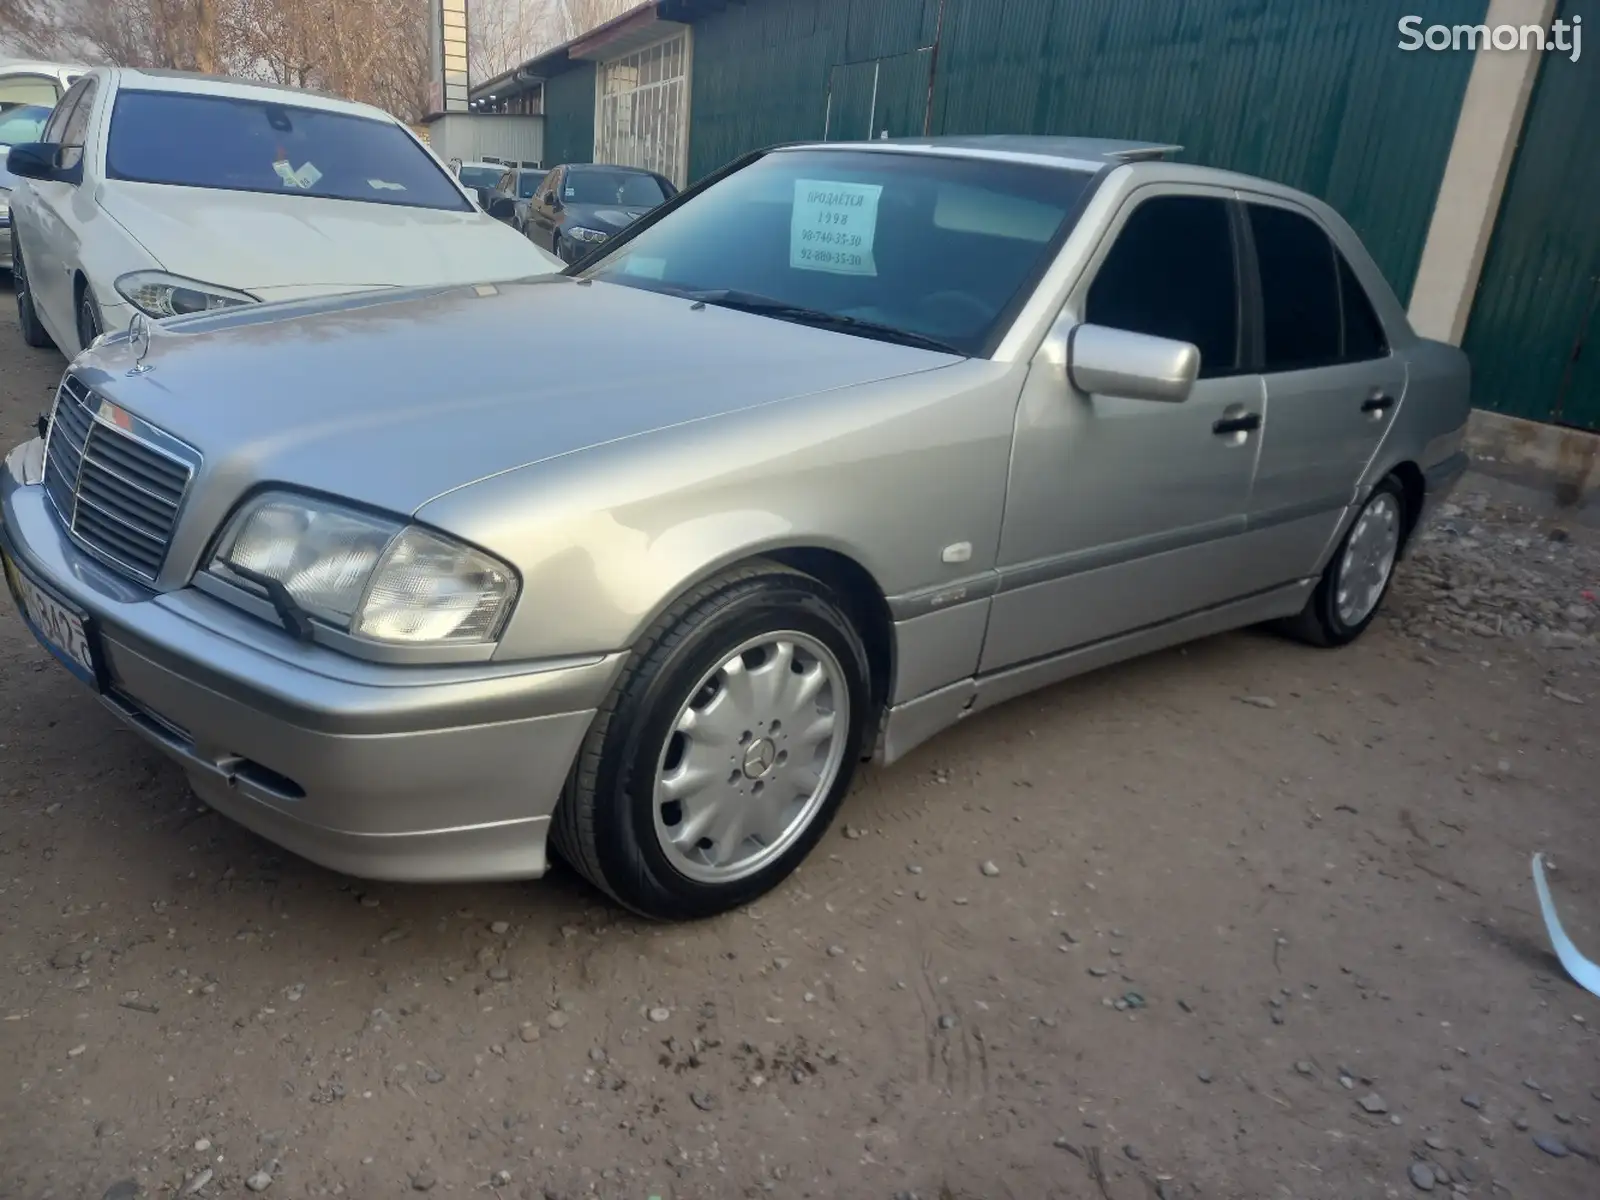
[1248,203,1342,372]
[1338,252,1390,361]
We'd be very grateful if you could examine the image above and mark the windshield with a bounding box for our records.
[566,168,667,207]
[0,103,52,147]
[105,91,471,211]
[518,173,541,198]
[457,165,502,191]
[582,149,1094,357]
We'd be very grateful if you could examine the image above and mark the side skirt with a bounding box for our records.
[875,578,1314,766]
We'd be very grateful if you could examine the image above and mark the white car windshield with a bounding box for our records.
[0,103,52,146]
[582,148,1095,358]
[104,90,471,212]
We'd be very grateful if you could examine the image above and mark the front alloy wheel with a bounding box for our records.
[552,560,870,919]
[652,632,850,885]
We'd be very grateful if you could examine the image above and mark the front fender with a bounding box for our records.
[416,361,1025,663]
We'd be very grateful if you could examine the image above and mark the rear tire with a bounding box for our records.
[12,236,53,350]
[1281,475,1407,647]
[551,560,870,920]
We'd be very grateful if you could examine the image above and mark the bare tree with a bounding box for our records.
[467,0,632,84]
[1,0,433,120]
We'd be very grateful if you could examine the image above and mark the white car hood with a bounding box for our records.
[96,180,558,291]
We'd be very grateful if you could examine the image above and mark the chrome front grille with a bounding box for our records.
[43,376,196,581]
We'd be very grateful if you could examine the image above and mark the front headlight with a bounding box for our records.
[567,225,608,244]
[0,190,10,221]
[116,270,259,319]
[209,493,518,645]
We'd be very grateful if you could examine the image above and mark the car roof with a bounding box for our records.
[98,66,393,123]
[566,162,659,175]
[783,134,1184,171]
[0,58,85,78]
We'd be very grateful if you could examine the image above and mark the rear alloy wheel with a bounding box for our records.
[12,236,53,349]
[76,285,103,353]
[1282,475,1406,647]
[552,560,870,919]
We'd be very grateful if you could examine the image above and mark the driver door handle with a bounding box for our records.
[1362,393,1396,414]
[1212,412,1261,436]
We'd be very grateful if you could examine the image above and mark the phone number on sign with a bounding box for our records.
[798,247,867,268]
[799,228,865,249]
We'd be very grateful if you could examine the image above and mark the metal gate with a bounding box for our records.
[1463,0,1599,431]
[823,49,933,142]
[595,30,691,186]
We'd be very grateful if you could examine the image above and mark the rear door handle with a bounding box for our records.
[1361,393,1396,414]
[1212,412,1262,436]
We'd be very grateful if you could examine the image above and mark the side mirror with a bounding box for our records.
[6,142,69,183]
[1064,323,1199,403]
[488,196,516,221]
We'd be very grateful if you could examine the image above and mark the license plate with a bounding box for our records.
[3,549,99,685]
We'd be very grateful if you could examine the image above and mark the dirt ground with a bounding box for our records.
[2,285,1597,1200]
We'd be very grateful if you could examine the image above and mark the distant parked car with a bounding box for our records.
[485,166,545,231]
[0,59,83,112]
[453,160,509,198]
[524,162,677,262]
[5,67,561,357]
[0,103,52,272]
[1,136,1471,920]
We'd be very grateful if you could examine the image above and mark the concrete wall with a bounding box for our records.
[1406,0,1557,344]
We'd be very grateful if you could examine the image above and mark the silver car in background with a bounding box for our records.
[1,136,1470,919]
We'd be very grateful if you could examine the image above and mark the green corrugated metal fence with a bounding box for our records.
[1462,0,1599,431]
[930,0,1481,301]
[682,0,1481,302]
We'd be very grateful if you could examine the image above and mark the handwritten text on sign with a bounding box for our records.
[790,180,882,276]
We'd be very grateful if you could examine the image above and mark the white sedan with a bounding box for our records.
[6,67,561,356]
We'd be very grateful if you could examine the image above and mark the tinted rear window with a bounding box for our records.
[105,91,470,212]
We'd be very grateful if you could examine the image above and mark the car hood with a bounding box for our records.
[95,180,558,290]
[565,202,654,233]
[77,278,960,520]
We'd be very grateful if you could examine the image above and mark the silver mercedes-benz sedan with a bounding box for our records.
[1,136,1470,919]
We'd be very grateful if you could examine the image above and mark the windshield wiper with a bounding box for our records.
[686,289,965,356]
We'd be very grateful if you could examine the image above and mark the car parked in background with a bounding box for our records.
[1,136,1470,920]
[484,166,545,232]
[6,67,561,358]
[0,59,83,112]
[0,103,53,272]
[453,159,510,198]
[524,162,677,262]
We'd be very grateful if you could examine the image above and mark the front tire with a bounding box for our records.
[12,236,53,349]
[76,284,103,353]
[552,561,871,919]
[1282,475,1406,647]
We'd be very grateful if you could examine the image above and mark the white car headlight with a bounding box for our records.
[116,270,259,319]
[209,493,518,646]
[567,225,608,244]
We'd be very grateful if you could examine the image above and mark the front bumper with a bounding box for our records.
[0,218,11,270]
[2,439,622,882]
